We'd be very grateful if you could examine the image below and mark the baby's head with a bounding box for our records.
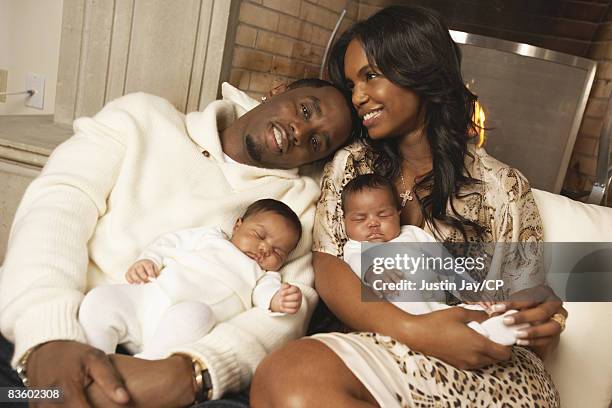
[342,174,401,243]
[231,199,302,271]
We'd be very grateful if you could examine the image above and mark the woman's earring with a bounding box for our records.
[260,95,268,103]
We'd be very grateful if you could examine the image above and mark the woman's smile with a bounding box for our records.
[362,108,384,128]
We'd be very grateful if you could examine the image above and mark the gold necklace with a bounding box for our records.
[399,172,414,207]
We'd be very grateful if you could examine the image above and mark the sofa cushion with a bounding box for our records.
[532,188,612,242]
[533,189,612,407]
[545,302,612,408]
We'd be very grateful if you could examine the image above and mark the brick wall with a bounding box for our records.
[228,0,359,100]
[358,0,609,57]
[564,9,612,204]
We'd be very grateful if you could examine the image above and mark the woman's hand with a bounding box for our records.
[26,340,130,408]
[409,307,513,370]
[86,354,195,408]
[496,285,566,360]
[314,252,510,370]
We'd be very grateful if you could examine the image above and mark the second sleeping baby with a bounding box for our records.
[78,199,303,359]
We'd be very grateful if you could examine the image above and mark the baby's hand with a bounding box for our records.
[270,283,302,314]
[125,259,160,284]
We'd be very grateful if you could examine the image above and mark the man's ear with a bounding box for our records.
[269,81,288,97]
[233,218,243,234]
[262,82,287,104]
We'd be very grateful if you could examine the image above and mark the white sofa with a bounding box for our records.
[533,189,612,408]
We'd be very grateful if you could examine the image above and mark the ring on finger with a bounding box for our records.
[550,313,566,332]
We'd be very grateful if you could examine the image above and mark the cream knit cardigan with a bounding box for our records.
[0,88,320,398]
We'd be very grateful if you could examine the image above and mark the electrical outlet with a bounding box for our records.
[0,69,7,103]
[25,72,45,109]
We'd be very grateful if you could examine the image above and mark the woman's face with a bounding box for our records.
[343,39,423,140]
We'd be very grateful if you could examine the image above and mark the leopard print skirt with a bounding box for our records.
[313,332,560,407]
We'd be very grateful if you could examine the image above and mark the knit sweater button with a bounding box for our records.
[202,150,210,157]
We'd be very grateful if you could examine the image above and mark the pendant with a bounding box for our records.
[400,189,413,207]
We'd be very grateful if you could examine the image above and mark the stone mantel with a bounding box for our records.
[0,115,72,168]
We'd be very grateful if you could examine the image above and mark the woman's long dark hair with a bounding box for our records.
[328,5,484,241]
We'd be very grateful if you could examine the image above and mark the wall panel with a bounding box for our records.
[54,0,238,125]
[124,0,201,113]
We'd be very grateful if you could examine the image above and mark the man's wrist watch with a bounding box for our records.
[15,345,41,387]
[189,356,213,402]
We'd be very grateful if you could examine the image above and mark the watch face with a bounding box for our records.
[15,365,28,386]
[16,349,33,386]
[203,368,213,399]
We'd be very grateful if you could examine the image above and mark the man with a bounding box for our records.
[0,79,354,407]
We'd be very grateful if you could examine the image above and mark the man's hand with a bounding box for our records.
[270,283,302,314]
[125,259,159,284]
[86,354,195,408]
[26,340,129,407]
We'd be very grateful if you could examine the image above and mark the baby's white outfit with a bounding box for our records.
[79,226,283,359]
[343,225,526,345]
[343,225,447,314]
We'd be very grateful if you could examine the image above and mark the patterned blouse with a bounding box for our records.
[313,141,545,300]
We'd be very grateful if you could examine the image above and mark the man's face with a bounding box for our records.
[237,86,352,169]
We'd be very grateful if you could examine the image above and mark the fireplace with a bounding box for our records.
[451,31,596,193]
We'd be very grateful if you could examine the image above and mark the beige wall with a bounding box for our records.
[227,0,359,100]
[0,0,63,115]
[0,1,9,69]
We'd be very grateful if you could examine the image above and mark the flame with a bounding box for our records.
[473,101,486,147]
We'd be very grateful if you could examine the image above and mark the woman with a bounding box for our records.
[251,5,565,407]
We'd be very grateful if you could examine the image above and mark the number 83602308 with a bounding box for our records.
[2,387,62,402]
